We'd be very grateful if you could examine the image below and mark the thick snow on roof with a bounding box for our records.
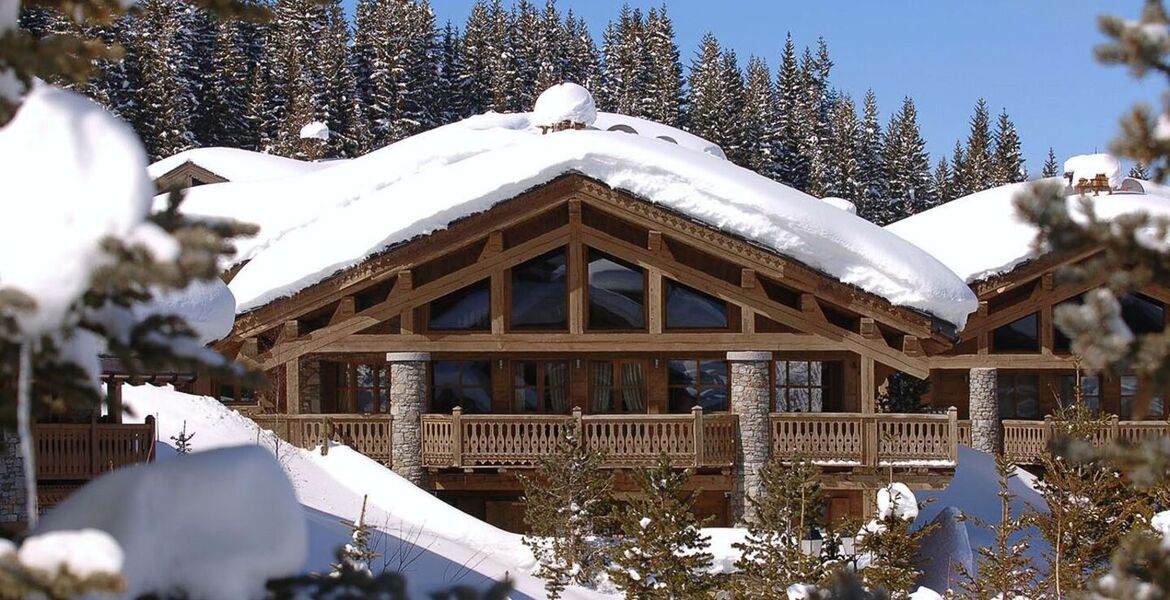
[886,178,1170,283]
[1064,153,1122,188]
[182,111,975,327]
[532,82,597,127]
[592,112,727,159]
[147,147,342,184]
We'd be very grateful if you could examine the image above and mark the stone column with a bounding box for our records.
[0,430,27,526]
[387,352,429,487]
[727,351,773,524]
[969,367,1000,454]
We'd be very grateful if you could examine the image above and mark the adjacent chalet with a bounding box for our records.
[887,158,1170,466]
[172,85,978,529]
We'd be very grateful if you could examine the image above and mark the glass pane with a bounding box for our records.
[357,364,376,387]
[462,361,492,387]
[378,388,390,414]
[591,362,614,412]
[1121,294,1165,335]
[514,388,538,412]
[356,389,374,413]
[429,279,491,330]
[790,361,809,386]
[433,361,461,386]
[463,387,493,414]
[432,387,459,413]
[809,362,823,386]
[790,388,811,412]
[1053,295,1084,354]
[809,388,823,412]
[1149,394,1165,419]
[993,313,1040,352]
[1017,375,1039,419]
[774,388,788,412]
[775,362,788,386]
[587,249,645,330]
[668,360,697,386]
[698,387,728,412]
[1121,375,1139,398]
[218,383,236,403]
[239,387,256,403]
[511,249,567,329]
[544,362,570,414]
[664,280,728,329]
[699,360,728,386]
[669,386,699,413]
[514,362,537,387]
[619,363,645,412]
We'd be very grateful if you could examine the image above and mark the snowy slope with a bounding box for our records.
[181,107,975,328]
[886,178,1170,283]
[148,147,344,184]
[120,385,608,599]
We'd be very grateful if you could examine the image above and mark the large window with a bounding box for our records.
[1121,375,1165,420]
[431,360,492,414]
[667,359,729,413]
[992,313,1040,353]
[589,360,646,413]
[997,373,1039,419]
[1056,373,1100,413]
[774,360,830,412]
[428,279,490,331]
[217,381,257,405]
[1055,294,1164,353]
[587,249,645,330]
[664,280,728,330]
[510,249,567,329]
[512,360,570,413]
[336,363,391,414]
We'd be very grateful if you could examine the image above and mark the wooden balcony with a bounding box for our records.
[420,407,737,469]
[770,409,959,467]
[34,417,157,481]
[251,414,394,466]
[1001,417,1170,465]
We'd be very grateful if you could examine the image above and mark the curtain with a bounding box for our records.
[621,363,645,412]
[591,362,612,413]
[547,362,569,414]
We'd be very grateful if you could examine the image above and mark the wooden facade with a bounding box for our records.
[208,174,964,529]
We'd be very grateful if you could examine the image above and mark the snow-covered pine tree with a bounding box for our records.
[332,494,378,578]
[854,485,937,599]
[561,11,599,93]
[170,420,196,454]
[599,4,647,116]
[607,454,714,599]
[854,89,886,222]
[436,21,468,124]
[181,2,219,148]
[354,0,439,148]
[803,38,837,197]
[1042,146,1061,178]
[740,55,778,176]
[133,0,200,160]
[877,372,930,414]
[992,108,1027,184]
[485,0,514,113]
[1130,161,1152,179]
[531,0,566,98]
[773,33,809,190]
[949,140,968,198]
[731,457,827,597]
[509,0,542,110]
[957,455,1038,599]
[823,94,862,202]
[643,5,683,126]
[459,0,494,115]
[718,47,747,166]
[958,97,995,194]
[519,419,613,599]
[204,13,257,149]
[684,33,725,149]
[932,155,953,205]
[795,45,825,195]
[880,96,932,224]
[317,0,361,157]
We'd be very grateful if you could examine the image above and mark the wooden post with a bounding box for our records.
[947,406,958,463]
[648,267,663,334]
[89,419,99,478]
[452,407,463,468]
[108,380,124,424]
[285,361,302,415]
[490,271,505,335]
[322,416,332,456]
[860,356,876,415]
[145,415,157,462]
[692,406,705,468]
[863,415,879,468]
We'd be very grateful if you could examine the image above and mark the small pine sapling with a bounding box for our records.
[332,494,378,578]
[519,417,614,599]
[854,483,937,599]
[170,420,195,454]
[607,453,714,599]
[956,455,1038,599]
[732,456,827,597]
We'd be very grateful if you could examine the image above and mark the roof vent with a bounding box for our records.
[533,83,597,134]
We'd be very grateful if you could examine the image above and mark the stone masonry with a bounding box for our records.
[0,431,26,525]
[969,367,1000,454]
[727,351,772,524]
[387,352,428,487]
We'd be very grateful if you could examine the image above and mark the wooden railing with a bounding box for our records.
[34,417,157,481]
[1003,417,1170,465]
[770,409,959,467]
[251,414,394,466]
[421,407,737,469]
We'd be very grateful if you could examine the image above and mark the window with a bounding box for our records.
[1057,373,1100,413]
[1055,294,1164,353]
[431,360,492,414]
[428,279,490,331]
[992,313,1040,353]
[774,361,828,412]
[589,360,646,413]
[512,361,570,413]
[997,373,1039,419]
[217,381,257,405]
[587,249,645,330]
[510,249,567,329]
[1120,375,1165,420]
[667,359,729,412]
[664,280,728,330]
[336,363,391,414]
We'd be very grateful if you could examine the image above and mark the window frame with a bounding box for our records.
[662,279,731,332]
[996,372,1040,420]
[666,358,730,413]
[584,247,648,333]
[335,362,391,414]
[510,359,571,414]
[772,359,832,413]
[430,359,494,414]
[587,358,648,414]
[425,278,492,333]
[507,247,570,332]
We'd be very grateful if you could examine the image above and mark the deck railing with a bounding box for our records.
[421,407,737,469]
[769,409,959,467]
[251,414,394,466]
[34,417,157,481]
[1002,417,1170,465]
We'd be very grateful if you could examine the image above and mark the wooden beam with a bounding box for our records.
[861,356,875,414]
[569,237,585,335]
[860,317,880,340]
[491,271,505,335]
[800,293,824,320]
[929,354,1080,369]
[902,336,924,357]
[400,309,415,335]
[648,230,664,254]
[648,267,663,334]
[483,230,504,258]
[740,268,757,289]
[316,332,841,353]
[285,362,301,415]
[741,307,755,335]
[276,320,299,344]
[330,296,355,325]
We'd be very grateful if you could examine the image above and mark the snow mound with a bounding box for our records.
[300,121,330,141]
[877,482,918,521]
[17,529,123,579]
[1064,153,1122,189]
[909,587,943,600]
[138,278,236,344]
[148,147,343,184]
[533,82,597,127]
[592,113,726,159]
[0,84,158,336]
[820,196,857,214]
[887,178,1170,283]
[35,446,306,600]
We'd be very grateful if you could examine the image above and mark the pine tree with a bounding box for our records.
[133,0,200,160]
[855,484,937,599]
[1130,161,1152,179]
[957,456,1039,600]
[332,495,378,578]
[599,4,647,116]
[684,33,725,148]
[877,372,930,414]
[520,420,613,599]
[1042,146,1061,178]
[531,0,566,97]
[802,38,836,197]
[959,98,995,193]
[773,33,808,189]
[740,56,778,176]
[317,0,361,157]
[855,89,886,222]
[718,48,747,165]
[204,15,258,148]
[823,94,862,201]
[993,108,1027,184]
[509,0,542,109]
[880,96,932,224]
[354,0,439,148]
[949,140,968,197]
[436,21,468,123]
[731,458,828,597]
[459,0,494,115]
[170,420,196,454]
[562,12,600,92]
[607,454,714,599]
[643,5,683,126]
[484,0,514,112]
[932,155,953,205]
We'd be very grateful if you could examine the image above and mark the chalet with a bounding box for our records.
[886,159,1170,466]
[176,84,978,530]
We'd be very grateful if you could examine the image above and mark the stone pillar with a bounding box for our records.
[727,351,773,524]
[0,430,27,526]
[969,367,1000,454]
[387,352,429,487]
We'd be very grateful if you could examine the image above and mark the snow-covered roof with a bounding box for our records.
[147,147,343,184]
[591,112,726,159]
[532,82,597,127]
[885,178,1170,284]
[177,110,977,328]
[1064,153,1122,188]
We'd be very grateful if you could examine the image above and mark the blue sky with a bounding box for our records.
[400,1,1161,174]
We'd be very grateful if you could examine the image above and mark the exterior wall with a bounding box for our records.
[0,431,26,526]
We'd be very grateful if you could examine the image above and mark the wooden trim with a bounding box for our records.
[315,332,844,353]
[648,267,663,334]
[860,356,875,414]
